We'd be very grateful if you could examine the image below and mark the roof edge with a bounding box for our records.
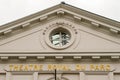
[0,2,120,29]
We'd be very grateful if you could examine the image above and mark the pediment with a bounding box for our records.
[0,3,120,52]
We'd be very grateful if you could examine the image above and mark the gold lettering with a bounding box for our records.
[48,64,54,71]
[95,65,99,71]
[29,64,33,71]
[24,65,28,71]
[8,64,111,72]
[19,65,23,71]
[47,64,70,71]
[106,65,110,71]
[9,65,14,71]
[39,65,43,70]
[14,65,19,71]
[90,64,111,71]
[100,64,105,71]
[62,65,70,71]
[34,65,39,71]
[76,64,86,71]
[90,64,95,71]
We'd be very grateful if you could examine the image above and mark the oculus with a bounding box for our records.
[50,28,71,47]
[43,23,77,50]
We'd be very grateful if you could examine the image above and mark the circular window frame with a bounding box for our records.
[50,27,71,47]
[44,24,76,50]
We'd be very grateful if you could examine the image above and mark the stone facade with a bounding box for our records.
[0,2,120,80]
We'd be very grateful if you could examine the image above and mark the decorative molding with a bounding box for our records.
[18,56,27,60]
[43,21,78,34]
[40,16,48,21]
[62,9,120,33]
[110,28,119,34]
[37,56,45,60]
[74,16,82,21]
[111,56,119,59]
[0,8,119,39]
[0,3,120,39]
[3,29,12,34]
[92,56,100,60]
[0,55,120,60]
[0,52,120,56]
[55,56,63,60]
[91,22,99,27]
[73,56,82,60]
[57,10,64,15]
[43,22,78,50]
[21,22,30,28]
[0,56,8,60]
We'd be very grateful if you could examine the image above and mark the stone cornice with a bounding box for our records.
[0,52,120,60]
[0,52,120,56]
[0,3,120,38]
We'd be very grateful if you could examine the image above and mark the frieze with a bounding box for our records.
[4,64,114,72]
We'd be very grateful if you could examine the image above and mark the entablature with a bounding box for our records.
[0,52,120,61]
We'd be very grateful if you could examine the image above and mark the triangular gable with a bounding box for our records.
[0,2,120,52]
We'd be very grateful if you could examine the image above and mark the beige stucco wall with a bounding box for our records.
[0,18,120,52]
[0,3,120,80]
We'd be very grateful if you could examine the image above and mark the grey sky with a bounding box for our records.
[0,0,120,26]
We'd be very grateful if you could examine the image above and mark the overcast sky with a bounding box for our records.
[0,0,120,26]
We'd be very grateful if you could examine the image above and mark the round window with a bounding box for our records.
[44,23,76,50]
[50,28,71,47]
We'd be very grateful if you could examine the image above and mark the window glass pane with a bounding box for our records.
[53,41,60,46]
[51,31,70,46]
[52,33,60,40]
